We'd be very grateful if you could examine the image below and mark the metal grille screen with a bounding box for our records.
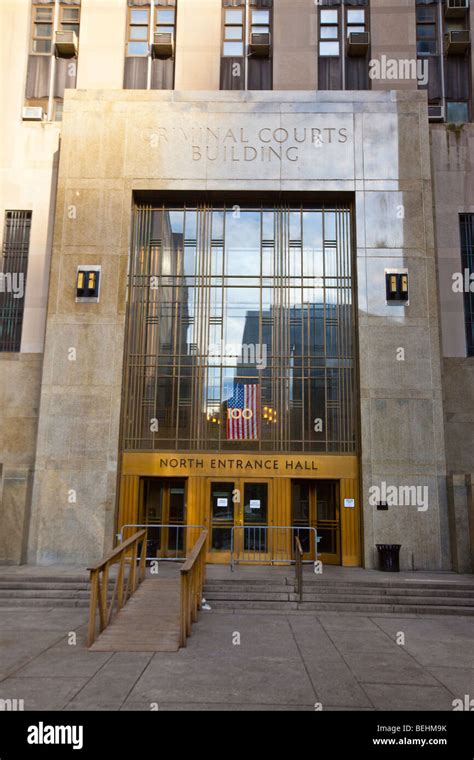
[122,200,357,452]
[0,211,31,352]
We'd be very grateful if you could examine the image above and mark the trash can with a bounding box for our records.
[376,543,401,572]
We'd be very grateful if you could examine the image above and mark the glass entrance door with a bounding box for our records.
[209,479,270,562]
[142,478,186,558]
[291,480,341,564]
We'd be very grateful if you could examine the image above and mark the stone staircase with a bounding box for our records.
[0,574,93,608]
[2,569,474,616]
[203,576,474,616]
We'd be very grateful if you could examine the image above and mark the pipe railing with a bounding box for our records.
[294,535,303,603]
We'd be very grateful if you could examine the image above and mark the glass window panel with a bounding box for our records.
[225,212,261,276]
[347,26,365,35]
[156,9,175,24]
[223,41,244,56]
[33,39,51,53]
[416,6,436,20]
[157,25,173,33]
[320,10,338,23]
[62,8,80,22]
[225,27,242,40]
[416,39,437,55]
[125,204,354,453]
[35,23,52,37]
[225,9,243,24]
[347,9,365,23]
[130,26,149,40]
[36,8,53,20]
[127,41,149,55]
[319,41,340,56]
[321,27,338,39]
[252,25,269,34]
[417,24,436,38]
[252,10,270,24]
[131,9,148,24]
[446,102,469,124]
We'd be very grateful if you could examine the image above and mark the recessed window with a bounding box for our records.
[223,8,244,57]
[0,211,32,353]
[460,215,474,357]
[31,4,53,54]
[346,8,366,36]
[127,7,150,56]
[156,7,175,35]
[251,8,270,34]
[319,9,339,56]
[416,6,437,55]
[59,5,80,36]
[447,101,469,123]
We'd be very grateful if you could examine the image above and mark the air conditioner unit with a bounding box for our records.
[445,29,470,53]
[347,31,370,56]
[55,30,78,57]
[152,31,174,59]
[445,0,469,18]
[22,106,44,121]
[428,104,445,121]
[249,32,271,57]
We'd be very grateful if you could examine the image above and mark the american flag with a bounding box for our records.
[226,384,259,440]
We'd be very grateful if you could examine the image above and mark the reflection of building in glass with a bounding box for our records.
[123,203,355,453]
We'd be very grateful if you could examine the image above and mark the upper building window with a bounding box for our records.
[31,3,54,54]
[127,7,150,56]
[223,8,244,57]
[346,8,366,36]
[319,9,339,57]
[124,2,177,90]
[416,5,438,56]
[59,4,80,35]
[0,211,32,353]
[156,6,176,34]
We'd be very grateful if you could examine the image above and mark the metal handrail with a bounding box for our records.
[119,524,205,562]
[180,530,208,647]
[87,529,147,647]
[294,536,303,603]
[230,525,319,571]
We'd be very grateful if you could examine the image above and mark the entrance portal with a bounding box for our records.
[141,478,187,559]
[209,478,270,563]
[292,480,340,564]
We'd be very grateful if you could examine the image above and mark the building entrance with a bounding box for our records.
[209,478,270,563]
[141,478,187,559]
[292,480,341,565]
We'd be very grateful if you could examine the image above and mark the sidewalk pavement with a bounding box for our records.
[0,600,473,711]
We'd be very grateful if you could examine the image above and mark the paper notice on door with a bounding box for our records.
[217,498,228,507]
[249,500,261,509]
[344,498,355,508]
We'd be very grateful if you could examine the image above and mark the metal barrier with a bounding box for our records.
[119,524,205,562]
[230,525,319,571]
[294,536,304,603]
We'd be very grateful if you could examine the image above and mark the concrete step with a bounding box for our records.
[0,589,91,599]
[0,583,91,592]
[204,583,474,599]
[0,598,90,608]
[204,590,474,606]
[208,599,474,615]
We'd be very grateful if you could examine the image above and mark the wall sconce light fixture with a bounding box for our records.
[385,269,409,303]
[76,265,101,303]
